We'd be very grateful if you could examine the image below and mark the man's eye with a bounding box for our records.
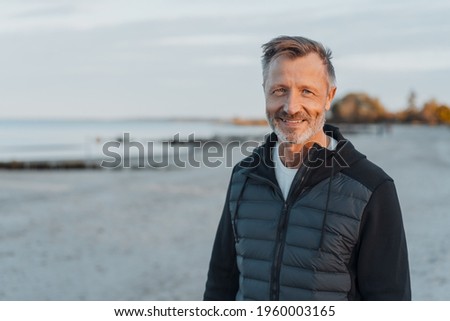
[302,89,313,95]
[272,88,287,96]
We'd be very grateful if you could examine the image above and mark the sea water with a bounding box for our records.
[0,119,270,162]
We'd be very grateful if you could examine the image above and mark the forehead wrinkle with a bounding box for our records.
[264,52,333,88]
[266,55,328,93]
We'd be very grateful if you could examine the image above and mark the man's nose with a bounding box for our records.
[283,91,302,115]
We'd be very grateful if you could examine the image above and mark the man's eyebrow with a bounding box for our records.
[268,82,287,89]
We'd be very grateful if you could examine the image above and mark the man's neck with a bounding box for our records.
[278,131,329,168]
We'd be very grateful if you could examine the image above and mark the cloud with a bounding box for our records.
[0,0,362,34]
[204,55,256,66]
[155,34,260,47]
[12,4,79,18]
[335,50,450,72]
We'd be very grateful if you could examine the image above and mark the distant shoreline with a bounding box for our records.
[1,116,449,126]
[2,123,440,170]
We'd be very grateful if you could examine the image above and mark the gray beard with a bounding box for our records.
[266,109,326,145]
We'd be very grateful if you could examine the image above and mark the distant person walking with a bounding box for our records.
[204,36,411,300]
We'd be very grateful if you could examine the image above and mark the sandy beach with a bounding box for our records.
[1,124,449,300]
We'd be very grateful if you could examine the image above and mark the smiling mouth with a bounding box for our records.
[280,118,306,123]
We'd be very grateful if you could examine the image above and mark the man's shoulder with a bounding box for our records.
[341,156,393,193]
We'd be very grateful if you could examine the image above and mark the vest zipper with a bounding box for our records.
[270,201,289,300]
[245,172,286,300]
[270,167,310,301]
[246,165,312,300]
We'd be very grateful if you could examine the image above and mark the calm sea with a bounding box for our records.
[0,119,270,162]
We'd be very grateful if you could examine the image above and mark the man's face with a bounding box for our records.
[264,53,336,145]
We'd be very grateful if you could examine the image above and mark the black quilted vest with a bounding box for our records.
[229,129,372,300]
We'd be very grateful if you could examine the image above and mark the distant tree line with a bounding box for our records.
[329,92,450,125]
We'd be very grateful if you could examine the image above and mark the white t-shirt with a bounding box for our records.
[274,136,338,200]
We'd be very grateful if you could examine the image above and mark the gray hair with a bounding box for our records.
[261,35,336,87]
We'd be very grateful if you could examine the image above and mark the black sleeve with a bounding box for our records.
[356,179,411,300]
[203,181,239,300]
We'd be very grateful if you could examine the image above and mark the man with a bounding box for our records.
[204,36,411,300]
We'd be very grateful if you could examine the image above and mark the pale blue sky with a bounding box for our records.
[1,0,449,119]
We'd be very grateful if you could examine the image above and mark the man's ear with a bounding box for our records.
[325,87,337,111]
